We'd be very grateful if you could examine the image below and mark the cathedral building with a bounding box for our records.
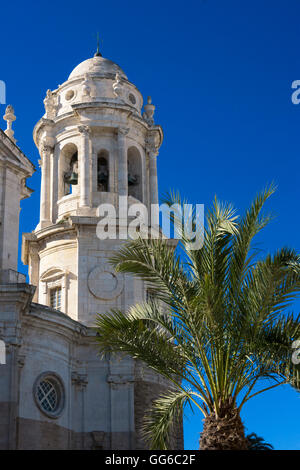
[0,50,183,449]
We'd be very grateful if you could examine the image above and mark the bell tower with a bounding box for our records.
[22,51,163,326]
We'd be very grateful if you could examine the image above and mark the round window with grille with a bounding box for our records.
[34,373,65,418]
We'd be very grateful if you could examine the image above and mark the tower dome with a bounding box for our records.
[68,55,128,80]
[41,52,143,120]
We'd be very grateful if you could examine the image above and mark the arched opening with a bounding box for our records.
[127,146,142,201]
[59,143,79,197]
[97,150,109,192]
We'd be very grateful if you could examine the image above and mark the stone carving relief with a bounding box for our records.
[43,90,58,120]
[71,371,88,388]
[87,262,123,300]
[145,131,160,156]
[112,73,124,99]
[82,74,96,100]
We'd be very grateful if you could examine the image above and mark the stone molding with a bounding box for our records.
[71,371,88,388]
[107,374,135,389]
[118,126,129,136]
[87,263,123,301]
[78,125,90,135]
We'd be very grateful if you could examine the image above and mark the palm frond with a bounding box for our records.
[94,185,300,449]
[142,388,193,450]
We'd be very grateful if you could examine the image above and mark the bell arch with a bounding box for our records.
[58,143,79,198]
[127,146,142,201]
[97,149,109,192]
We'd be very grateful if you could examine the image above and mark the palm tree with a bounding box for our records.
[95,185,300,450]
[246,432,274,450]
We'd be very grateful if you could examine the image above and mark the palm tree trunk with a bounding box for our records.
[200,403,249,450]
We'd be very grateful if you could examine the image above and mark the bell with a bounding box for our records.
[128,174,138,186]
[65,172,78,185]
[98,172,108,184]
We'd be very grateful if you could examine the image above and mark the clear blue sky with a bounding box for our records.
[1,0,300,450]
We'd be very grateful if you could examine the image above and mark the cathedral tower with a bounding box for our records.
[22,52,162,326]
[0,51,183,450]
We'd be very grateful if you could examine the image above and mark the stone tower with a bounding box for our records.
[15,51,183,449]
[22,52,163,325]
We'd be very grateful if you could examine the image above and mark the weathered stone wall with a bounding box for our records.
[16,417,137,450]
[0,298,164,450]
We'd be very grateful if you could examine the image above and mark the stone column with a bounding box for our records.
[146,145,159,230]
[61,273,68,314]
[107,357,135,450]
[148,148,159,207]
[5,334,22,449]
[51,145,59,223]
[92,148,97,195]
[39,144,53,225]
[71,372,88,449]
[118,127,129,197]
[78,125,91,207]
[28,244,39,302]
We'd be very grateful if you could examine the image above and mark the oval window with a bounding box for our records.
[65,90,75,101]
[34,373,65,418]
[128,93,136,105]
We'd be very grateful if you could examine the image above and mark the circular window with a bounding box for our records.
[34,373,65,418]
[128,93,136,105]
[65,89,75,101]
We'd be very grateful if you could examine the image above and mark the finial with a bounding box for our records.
[94,33,102,57]
[143,96,155,126]
[3,105,16,143]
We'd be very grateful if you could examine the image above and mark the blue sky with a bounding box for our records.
[1,0,300,450]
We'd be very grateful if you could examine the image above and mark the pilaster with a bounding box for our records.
[39,142,54,228]
[118,127,129,197]
[78,125,91,208]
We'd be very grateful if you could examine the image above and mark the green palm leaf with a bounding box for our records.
[95,185,300,449]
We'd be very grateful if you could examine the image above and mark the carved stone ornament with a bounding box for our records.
[145,132,160,155]
[3,105,16,142]
[143,96,155,125]
[78,125,90,136]
[41,144,54,156]
[82,74,96,99]
[43,90,58,120]
[87,263,123,300]
[118,126,129,137]
[71,371,88,387]
[39,138,55,160]
[112,72,124,99]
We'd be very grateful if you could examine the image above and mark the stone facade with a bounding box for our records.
[0,119,34,272]
[0,51,184,449]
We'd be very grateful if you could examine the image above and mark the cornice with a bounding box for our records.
[0,129,35,174]
[25,302,88,338]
